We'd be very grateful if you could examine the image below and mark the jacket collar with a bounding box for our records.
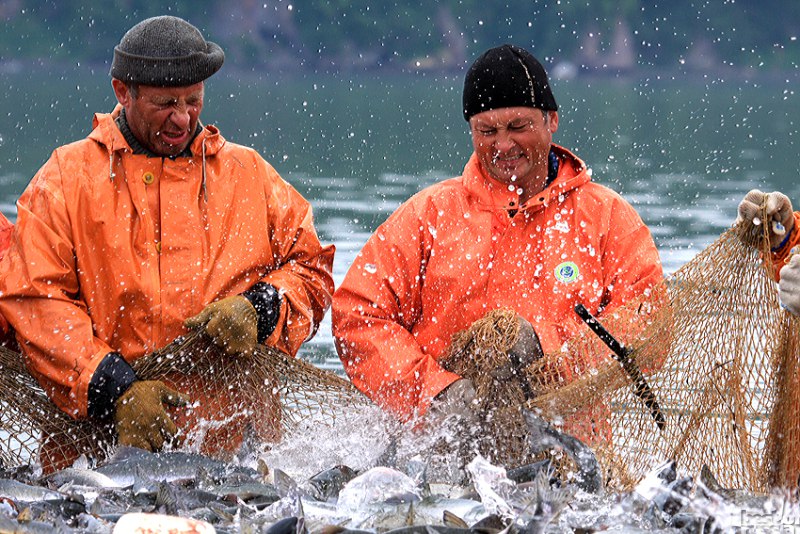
[461,143,590,212]
[89,104,225,157]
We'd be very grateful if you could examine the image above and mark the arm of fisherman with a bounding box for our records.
[332,206,460,422]
[0,212,13,337]
[779,253,800,316]
[0,158,124,419]
[184,159,334,357]
[596,195,667,372]
[599,196,664,314]
[255,162,335,356]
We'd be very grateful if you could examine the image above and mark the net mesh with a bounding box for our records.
[0,330,370,469]
[1,210,798,492]
[526,214,800,492]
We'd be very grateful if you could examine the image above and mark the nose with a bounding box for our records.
[169,105,191,130]
[494,130,516,153]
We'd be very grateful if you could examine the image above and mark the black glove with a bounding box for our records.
[241,282,282,344]
[508,314,544,368]
[428,379,478,422]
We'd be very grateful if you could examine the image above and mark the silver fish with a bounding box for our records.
[44,468,123,490]
[93,446,252,487]
[337,467,422,511]
[307,465,357,502]
[0,478,64,502]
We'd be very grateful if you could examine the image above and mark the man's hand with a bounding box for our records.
[736,189,794,249]
[428,379,478,422]
[508,314,544,368]
[114,380,189,451]
[184,296,258,355]
[780,252,800,316]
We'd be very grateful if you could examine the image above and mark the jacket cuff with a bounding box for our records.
[87,352,137,421]
[242,282,281,344]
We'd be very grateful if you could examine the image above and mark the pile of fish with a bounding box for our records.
[0,410,795,533]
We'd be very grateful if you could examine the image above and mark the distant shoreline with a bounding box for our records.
[3,56,799,84]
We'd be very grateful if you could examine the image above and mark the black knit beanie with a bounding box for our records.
[463,44,558,121]
[110,16,224,87]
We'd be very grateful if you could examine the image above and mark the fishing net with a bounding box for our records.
[440,308,536,469]
[525,211,800,493]
[2,206,798,493]
[0,330,370,471]
[430,205,800,494]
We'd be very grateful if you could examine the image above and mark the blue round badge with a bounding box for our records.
[554,261,579,283]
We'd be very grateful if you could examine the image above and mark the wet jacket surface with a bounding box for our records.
[333,144,663,421]
[0,212,12,336]
[0,108,335,420]
[0,212,11,255]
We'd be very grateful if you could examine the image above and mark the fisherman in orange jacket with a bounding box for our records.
[0,16,334,469]
[736,189,800,309]
[332,45,664,444]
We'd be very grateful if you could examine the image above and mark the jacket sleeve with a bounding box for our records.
[772,211,800,281]
[599,195,665,315]
[0,212,12,257]
[0,154,117,419]
[0,212,13,336]
[597,194,669,373]
[332,201,460,422]
[257,163,335,357]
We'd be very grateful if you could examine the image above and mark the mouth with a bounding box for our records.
[492,153,524,168]
[157,130,189,146]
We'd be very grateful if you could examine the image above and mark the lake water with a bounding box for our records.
[1,64,799,369]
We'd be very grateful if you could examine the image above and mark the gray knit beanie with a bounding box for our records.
[111,16,224,87]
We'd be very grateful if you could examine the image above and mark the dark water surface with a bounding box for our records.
[1,64,799,367]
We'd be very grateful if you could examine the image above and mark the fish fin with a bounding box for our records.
[404,501,416,526]
[71,454,89,470]
[442,510,469,528]
[699,464,723,493]
[274,468,302,499]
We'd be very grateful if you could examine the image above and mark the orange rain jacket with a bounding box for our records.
[773,212,800,280]
[0,108,335,424]
[0,212,11,254]
[333,144,663,423]
[0,212,12,338]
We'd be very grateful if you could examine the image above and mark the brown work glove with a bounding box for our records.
[736,189,794,249]
[184,295,258,355]
[114,380,190,452]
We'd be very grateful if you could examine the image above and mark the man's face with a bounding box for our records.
[112,80,204,157]
[469,107,559,195]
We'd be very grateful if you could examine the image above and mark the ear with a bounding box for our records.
[548,111,559,134]
[111,79,131,107]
